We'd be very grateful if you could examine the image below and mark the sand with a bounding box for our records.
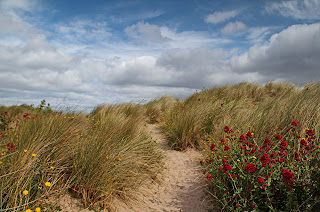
[56,124,211,212]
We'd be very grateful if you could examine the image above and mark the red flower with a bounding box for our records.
[221,139,226,144]
[291,121,298,126]
[224,145,230,151]
[224,163,232,171]
[206,174,212,180]
[239,135,246,141]
[275,134,283,140]
[246,131,252,138]
[244,162,258,173]
[210,194,215,199]
[236,203,239,208]
[250,149,256,154]
[280,141,287,150]
[222,158,227,163]
[270,153,276,158]
[224,126,230,133]
[260,153,270,163]
[263,138,271,147]
[218,167,222,171]
[210,144,216,151]
[258,177,265,184]
[252,204,257,209]
[281,169,295,185]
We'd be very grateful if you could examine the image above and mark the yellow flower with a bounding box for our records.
[202,149,206,152]
[106,156,109,159]
[252,156,257,159]
[24,149,28,153]
[237,159,240,162]
[35,207,41,212]
[118,158,121,161]
[23,190,29,195]
[0,161,2,164]
[241,154,244,156]
[50,166,54,170]
[32,153,36,157]
[45,182,51,187]
[26,209,32,212]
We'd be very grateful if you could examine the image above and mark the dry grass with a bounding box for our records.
[0,104,163,211]
[159,81,320,150]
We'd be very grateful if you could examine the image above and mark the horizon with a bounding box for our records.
[1,0,320,110]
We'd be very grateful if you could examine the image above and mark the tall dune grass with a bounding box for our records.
[160,81,320,150]
[0,104,162,211]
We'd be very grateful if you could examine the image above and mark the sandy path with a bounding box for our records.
[113,124,210,212]
[57,124,210,211]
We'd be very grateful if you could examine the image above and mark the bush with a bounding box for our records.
[202,121,320,211]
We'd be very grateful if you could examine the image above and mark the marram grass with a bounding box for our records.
[0,104,162,211]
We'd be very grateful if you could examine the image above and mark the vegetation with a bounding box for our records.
[0,103,162,211]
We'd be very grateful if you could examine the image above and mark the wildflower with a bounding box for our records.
[260,153,270,163]
[45,182,51,187]
[206,174,212,180]
[0,161,2,164]
[24,149,28,153]
[26,209,32,212]
[224,145,230,151]
[222,158,227,163]
[250,149,256,154]
[237,159,240,162]
[224,163,232,171]
[210,144,216,151]
[32,153,36,157]
[280,141,287,150]
[252,156,257,159]
[275,134,283,140]
[218,167,223,171]
[246,131,252,138]
[118,158,121,161]
[35,208,41,212]
[210,194,215,199]
[221,139,226,144]
[23,190,29,195]
[244,162,258,173]
[291,121,298,126]
[281,169,295,185]
[224,126,230,133]
[50,166,54,170]
[239,135,246,142]
[258,178,265,184]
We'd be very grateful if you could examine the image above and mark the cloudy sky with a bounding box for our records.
[0,0,320,110]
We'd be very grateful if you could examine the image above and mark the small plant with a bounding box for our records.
[39,100,52,113]
[202,121,320,211]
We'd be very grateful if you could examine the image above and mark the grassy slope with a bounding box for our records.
[0,104,162,211]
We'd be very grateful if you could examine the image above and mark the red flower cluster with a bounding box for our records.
[275,134,283,140]
[280,140,287,150]
[281,169,295,185]
[260,153,270,164]
[244,162,258,173]
[291,121,298,126]
[224,163,232,171]
[210,143,216,151]
[239,135,246,142]
[224,145,230,151]
[246,131,252,138]
[257,177,265,184]
[224,126,230,133]
[7,142,15,151]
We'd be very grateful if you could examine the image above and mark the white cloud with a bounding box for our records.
[230,23,320,83]
[0,0,39,12]
[125,21,168,43]
[205,10,238,24]
[266,0,320,20]
[221,21,247,35]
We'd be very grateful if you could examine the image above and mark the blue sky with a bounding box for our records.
[0,0,320,111]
